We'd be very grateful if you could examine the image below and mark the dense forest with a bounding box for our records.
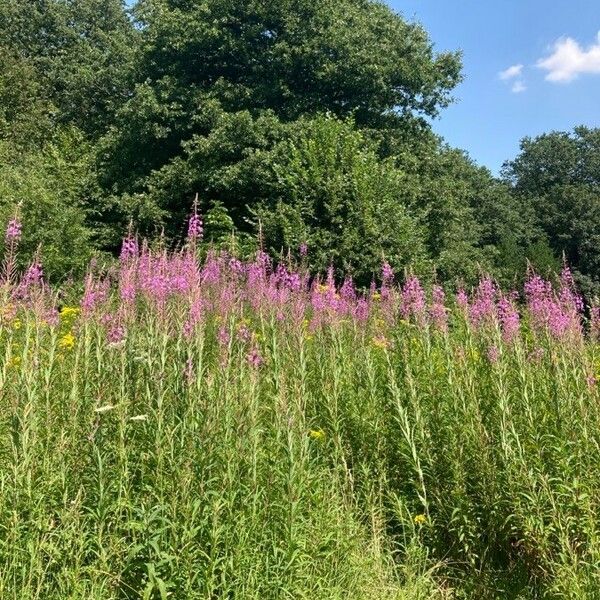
[1,0,598,295]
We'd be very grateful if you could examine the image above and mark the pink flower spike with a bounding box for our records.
[187,213,203,241]
[381,261,394,284]
[107,324,126,345]
[456,288,469,311]
[487,345,500,364]
[591,306,600,341]
[401,276,426,325]
[247,346,263,368]
[120,235,138,261]
[497,295,520,343]
[429,285,448,331]
[5,218,22,243]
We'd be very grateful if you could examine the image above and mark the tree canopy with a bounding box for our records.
[503,127,600,296]
[0,0,597,293]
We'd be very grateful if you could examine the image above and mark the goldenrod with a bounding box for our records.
[309,429,325,441]
[414,514,427,526]
[59,332,76,350]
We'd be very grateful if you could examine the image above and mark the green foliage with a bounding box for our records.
[255,116,429,283]
[93,0,463,260]
[0,0,133,280]
[0,0,136,136]
[0,49,53,148]
[0,132,94,280]
[406,147,490,285]
[98,106,287,240]
[504,127,600,296]
[0,298,448,599]
[134,0,461,125]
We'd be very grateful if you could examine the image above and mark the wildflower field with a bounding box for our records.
[2,217,600,599]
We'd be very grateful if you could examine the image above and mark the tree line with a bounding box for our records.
[0,0,598,296]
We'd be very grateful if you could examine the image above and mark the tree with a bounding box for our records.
[504,127,600,296]
[0,0,136,136]
[134,0,461,125]
[0,50,53,149]
[0,130,95,280]
[95,0,462,241]
[0,0,134,279]
[254,116,429,284]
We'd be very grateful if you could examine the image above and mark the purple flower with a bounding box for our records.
[5,218,22,243]
[217,326,230,347]
[497,295,520,343]
[353,298,370,323]
[456,288,469,311]
[591,306,600,341]
[247,346,263,368]
[469,277,496,328]
[237,323,251,342]
[299,243,308,257]
[525,271,582,339]
[120,235,138,261]
[81,272,109,316]
[20,261,43,291]
[401,276,426,324]
[429,285,448,331]
[487,345,500,364]
[107,324,126,344]
[559,266,584,314]
[381,261,394,284]
[187,212,203,241]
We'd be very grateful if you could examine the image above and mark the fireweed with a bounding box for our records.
[1,216,600,598]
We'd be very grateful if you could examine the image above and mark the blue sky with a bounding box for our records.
[388,0,600,174]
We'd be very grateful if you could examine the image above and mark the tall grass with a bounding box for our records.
[1,218,600,598]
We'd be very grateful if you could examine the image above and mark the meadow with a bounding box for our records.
[1,215,600,599]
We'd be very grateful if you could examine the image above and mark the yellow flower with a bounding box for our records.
[60,306,80,319]
[371,292,381,302]
[371,335,390,350]
[12,319,21,330]
[309,429,325,441]
[9,356,21,368]
[58,332,76,351]
[414,514,427,526]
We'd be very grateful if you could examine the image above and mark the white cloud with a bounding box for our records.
[511,80,527,93]
[537,31,600,83]
[499,64,524,80]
